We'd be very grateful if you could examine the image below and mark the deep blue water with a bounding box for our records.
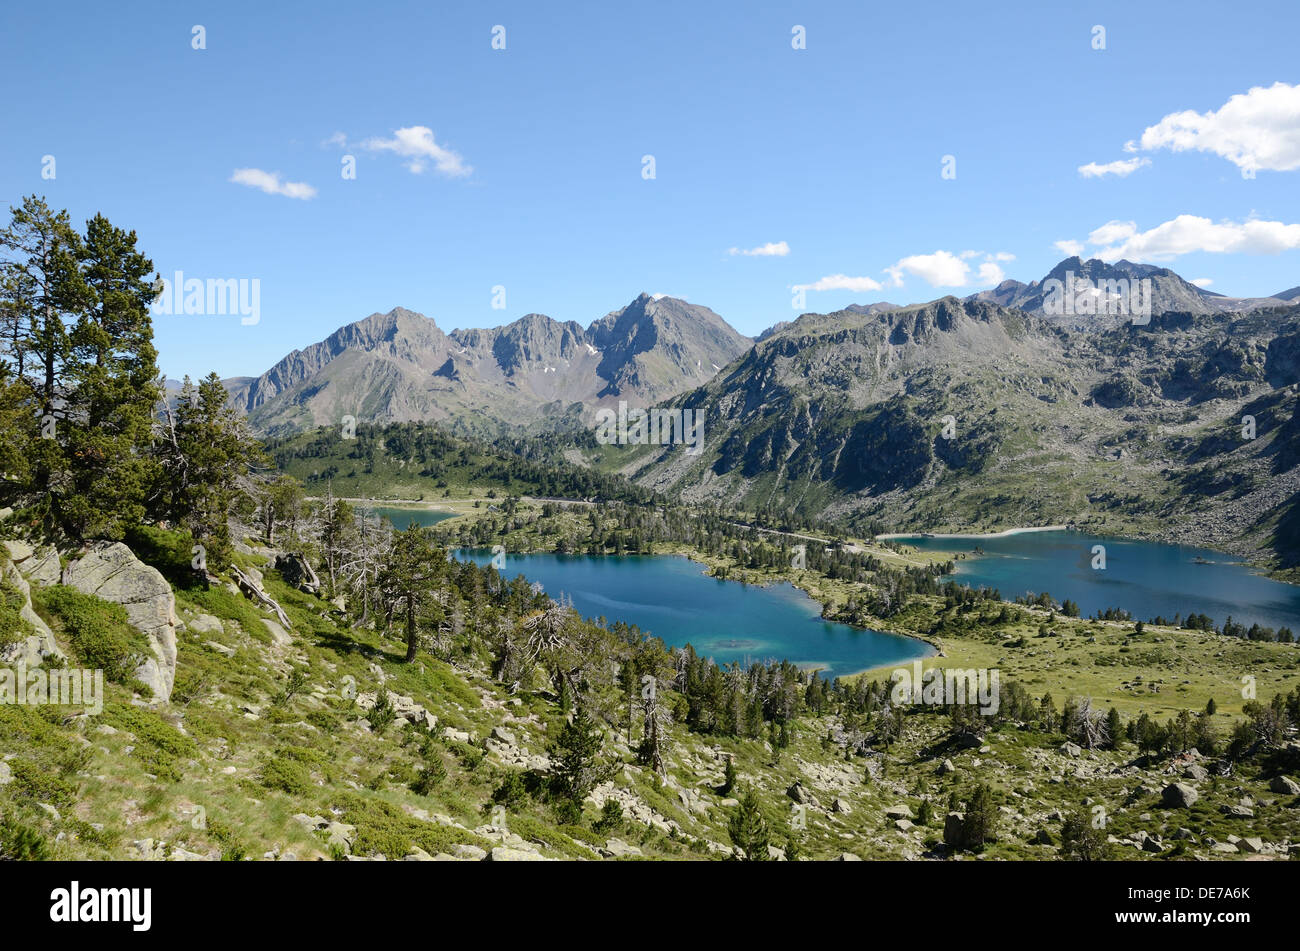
[893,530,1300,633]
[452,551,931,679]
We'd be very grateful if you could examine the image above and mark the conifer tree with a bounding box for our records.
[378,524,444,662]
[156,373,263,570]
[0,196,83,530]
[958,783,998,851]
[727,787,771,861]
[61,213,160,539]
[548,704,608,821]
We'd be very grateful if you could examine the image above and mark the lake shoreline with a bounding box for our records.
[451,545,940,678]
[877,525,1070,540]
[672,550,944,667]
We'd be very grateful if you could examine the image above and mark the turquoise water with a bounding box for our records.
[452,551,931,679]
[894,530,1300,632]
[370,505,459,529]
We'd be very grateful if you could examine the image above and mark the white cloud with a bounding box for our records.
[361,126,471,177]
[1139,82,1300,174]
[1054,239,1085,257]
[793,273,885,293]
[1190,277,1214,287]
[1057,214,1300,262]
[889,250,970,287]
[729,241,790,257]
[1091,214,1300,261]
[800,250,1010,295]
[322,131,348,149]
[1087,220,1139,246]
[880,250,1013,288]
[229,168,317,200]
[1078,157,1151,178]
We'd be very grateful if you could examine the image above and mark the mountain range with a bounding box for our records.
[217,256,1300,567]
[604,294,1300,569]
[221,256,1298,439]
[223,293,750,436]
[969,257,1295,325]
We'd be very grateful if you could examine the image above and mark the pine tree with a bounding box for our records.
[156,373,263,570]
[260,474,306,545]
[727,788,771,861]
[549,705,608,820]
[378,524,444,662]
[0,364,31,501]
[0,196,83,531]
[319,487,356,596]
[61,213,160,539]
[958,783,998,851]
[1106,706,1123,749]
[1059,807,1110,860]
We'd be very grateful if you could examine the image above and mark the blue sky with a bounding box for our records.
[2,0,1298,378]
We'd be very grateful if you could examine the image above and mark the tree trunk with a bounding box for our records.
[405,595,417,662]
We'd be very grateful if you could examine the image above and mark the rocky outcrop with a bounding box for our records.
[1,543,62,667]
[64,542,178,702]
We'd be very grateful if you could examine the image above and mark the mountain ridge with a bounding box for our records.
[225,295,752,436]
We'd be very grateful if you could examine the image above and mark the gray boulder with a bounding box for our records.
[486,846,548,861]
[1161,782,1199,808]
[64,542,178,702]
[1,555,62,666]
[786,781,820,807]
[1269,775,1300,796]
[943,811,966,848]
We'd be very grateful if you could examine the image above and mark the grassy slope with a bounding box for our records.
[3,529,1298,862]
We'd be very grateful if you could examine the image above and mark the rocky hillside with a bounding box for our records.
[4,512,1298,863]
[225,295,751,437]
[969,256,1292,326]
[591,296,1300,569]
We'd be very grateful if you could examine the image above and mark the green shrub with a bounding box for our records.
[367,690,396,733]
[33,586,150,687]
[100,702,196,758]
[259,755,312,796]
[411,756,448,796]
[491,770,530,809]
[123,524,202,590]
[340,795,490,859]
[593,798,624,834]
[0,815,50,860]
[5,757,79,807]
